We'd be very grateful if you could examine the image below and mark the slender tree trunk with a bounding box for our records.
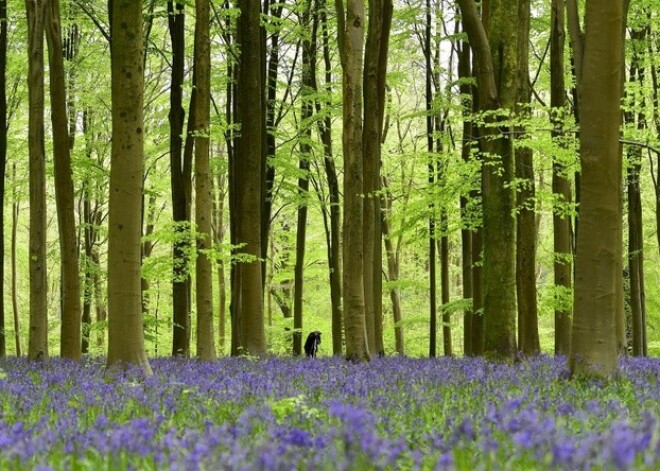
[194,0,216,361]
[336,0,369,362]
[457,38,474,356]
[80,110,103,355]
[63,20,79,151]
[550,0,572,356]
[0,0,6,357]
[471,228,484,354]
[440,231,451,356]
[92,249,106,349]
[292,178,309,356]
[568,0,625,378]
[213,152,228,353]
[106,0,152,376]
[45,0,82,360]
[626,25,648,357]
[221,0,234,355]
[514,0,539,356]
[424,0,437,358]
[460,214,473,356]
[315,0,343,355]
[81,248,92,355]
[261,1,286,289]
[140,194,156,319]
[168,0,192,357]
[292,0,316,356]
[627,143,644,356]
[11,165,19,356]
[435,17,451,358]
[231,0,266,355]
[566,0,582,296]
[26,0,48,361]
[381,178,403,355]
[81,112,92,355]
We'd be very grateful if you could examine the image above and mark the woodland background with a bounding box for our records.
[0,0,656,368]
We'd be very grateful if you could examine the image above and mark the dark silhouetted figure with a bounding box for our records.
[304,331,321,358]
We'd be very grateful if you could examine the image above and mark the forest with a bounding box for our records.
[1,0,660,468]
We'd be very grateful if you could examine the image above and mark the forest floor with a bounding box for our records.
[0,355,658,469]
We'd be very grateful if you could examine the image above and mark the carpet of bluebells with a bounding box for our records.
[2,356,660,470]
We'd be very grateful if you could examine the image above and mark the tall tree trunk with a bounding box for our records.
[381,177,403,355]
[92,248,106,349]
[26,0,48,361]
[213,147,228,353]
[457,38,474,356]
[261,1,286,290]
[140,194,156,318]
[362,0,391,357]
[45,0,82,360]
[471,228,484,355]
[11,165,19,356]
[292,0,315,356]
[625,24,648,357]
[81,251,92,355]
[424,0,437,358]
[460,211,473,356]
[550,0,572,356]
[80,110,104,355]
[436,16,452,358]
[457,0,522,360]
[568,0,625,378]
[81,111,93,354]
[315,0,343,356]
[627,143,644,356]
[168,0,192,357]
[440,228,451,356]
[194,0,216,361]
[514,0,539,356]
[292,171,309,356]
[336,0,369,362]
[231,0,266,355]
[106,0,152,376]
[63,20,79,151]
[0,0,6,357]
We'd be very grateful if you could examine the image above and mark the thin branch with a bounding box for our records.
[72,0,110,43]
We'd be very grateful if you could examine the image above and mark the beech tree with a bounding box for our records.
[45,0,82,360]
[313,0,343,355]
[336,0,369,361]
[424,0,437,358]
[550,0,572,356]
[457,0,527,360]
[362,0,392,357]
[231,0,266,355]
[514,0,539,356]
[26,0,48,361]
[194,0,216,361]
[292,0,315,356]
[568,0,626,378]
[168,0,192,357]
[625,18,648,357]
[106,0,152,375]
[0,0,6,357]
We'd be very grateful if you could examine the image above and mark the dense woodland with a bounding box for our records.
[0,0,656,377]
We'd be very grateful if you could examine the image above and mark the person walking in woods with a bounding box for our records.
[304,331,321,357]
